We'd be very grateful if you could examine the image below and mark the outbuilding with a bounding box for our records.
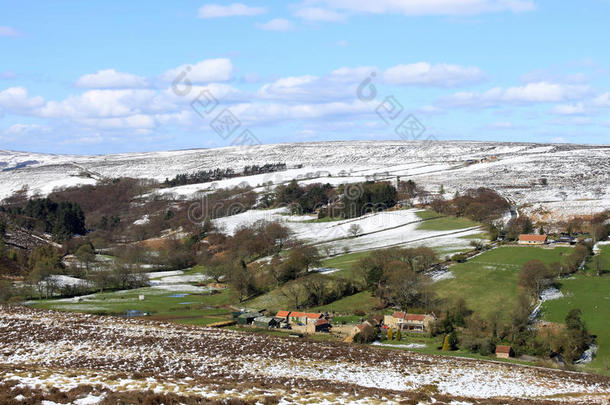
[495,345,513,359]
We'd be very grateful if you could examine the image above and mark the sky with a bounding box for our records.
[0,0,609,154]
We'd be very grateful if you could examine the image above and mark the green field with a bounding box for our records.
[311,290,379,314]
[417,216,480,231]
[436,246,573,319]
[586,245,610,274]
[541,274,610,375]
[30,285,238,326]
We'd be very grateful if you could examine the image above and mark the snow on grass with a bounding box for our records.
[2,307,609,403]
[214,207,482,255]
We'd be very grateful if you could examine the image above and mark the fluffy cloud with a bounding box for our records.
[383,63,485,87]
[257,18,295,31]
[294,7,346,21]
[441,82,590,107]
[0,26,21,37]
[75,69,148,89]
[258,63,482,102]
[0,87,45,111]
[300,0,535,16]
[551,103,585,115]
[38,89,157,119]
[197,3,267,18]
[4,123,49,135]
[592,93,610,107]
[160,58,233,83]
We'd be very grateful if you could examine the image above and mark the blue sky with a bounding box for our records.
[1,0,609,154]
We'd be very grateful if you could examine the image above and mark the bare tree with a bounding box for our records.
[347,223,363,238]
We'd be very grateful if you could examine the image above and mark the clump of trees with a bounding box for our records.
[1,198,86,240]
[339,182,397,219]
[430,188,510,223]
[164,163,286,187]
[359,247,437,311]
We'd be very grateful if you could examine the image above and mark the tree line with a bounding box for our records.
[163,163,286,188]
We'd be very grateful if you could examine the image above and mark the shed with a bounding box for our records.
[495,345,513,359]
[237,312,259,325]
[518,234,547,245]
[253,316,278,328]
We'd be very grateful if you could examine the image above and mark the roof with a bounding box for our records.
[519,234,547,242]
[496,345,512,354]
[290,312,322,319]
[253,316,275,323]
[315,319,329,326]
[238,312,259,318]
[290,311,306,318]
[392,312,427,322]
[276,311,291,317]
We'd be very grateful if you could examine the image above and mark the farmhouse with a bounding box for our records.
[289,312,324,325]
[518,234,547,245]
[275,310,291,322]
[306,318,332,334]
[383,312,436,332]
[495,345,513,359]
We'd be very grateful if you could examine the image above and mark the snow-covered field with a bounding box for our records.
[1,307,609,404]
[1,141,608,220]
[214,207,482,255]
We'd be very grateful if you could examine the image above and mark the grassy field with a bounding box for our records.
[30,286,239,326]
[541,274,610,375]
[321,250,370,279]
[311,290,379,314]
[417,215,480,231]
[435,246,573,320]
[585,244,610,274]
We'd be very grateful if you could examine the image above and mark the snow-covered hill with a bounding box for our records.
[1,141,608,220]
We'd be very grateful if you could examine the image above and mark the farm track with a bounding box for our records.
[1,306,610,404]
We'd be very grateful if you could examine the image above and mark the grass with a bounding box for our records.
[302,216,343,223]
[585,245,610,274]
[30,286,239,326]
[375,335,532,366]
[311,291,379,314]
[415,210,443,220]
[321,250,371,280]
[417,216,480,231]
[435,246,573,320]
[541,273,610,375]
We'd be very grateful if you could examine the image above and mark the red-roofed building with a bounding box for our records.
[518,234,548,245]
[289,312,323,325]
[384,312,436,332]
[275,311,291,322]
[495,345,513,359]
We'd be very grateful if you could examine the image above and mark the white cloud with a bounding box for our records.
[294,7,346,21]
[76,114,156,130]
[38,89,157,119]
[257,18,295,31]
[0,87,45,111]
[75,69,148,89]
[160,58,233,83]
[4,123,49,135]
[442,82,590,107]
[336,40,348,46]
[197,3,267,18]
[383,62,485,87]
[551,103,585,115]
[592,92,610,107]
[303,0,536,16]
[0,26,21,37]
